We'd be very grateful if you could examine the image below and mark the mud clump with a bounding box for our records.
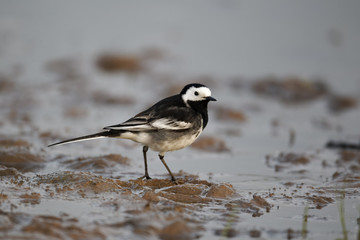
[62,154,130,173]
[214,228,238,238]
[0,139,31,148]
[157,190,210,204]
[206,183,236,199]
[37,171,123,195]
[271,181,339,210]
[0,169,276,239]
[225,195,272,217]
[328,94,357,113]
[162,183,205,195]
[36,172,238,205]
[0,77,15,92]
[20,192,41,205]
[216,107,247,122]
[252,77,328,104]
[96,54,143,73]
[0,166,22,177]
[266,152,311,172]
[22,215,105,240]
[306,195,334,209]
[64,106,88,119]
[338,150,360,165]
[127,178,179,190]
[0,210,14,231]
[159,220,194,240]
[0,151,45,172]
[251,195,272,212]
[286,228,302,240]
[0,193,8,201]
[34,172,240,238]
[142,191,160,202]
[191,136,229,152]
[332,150,360,183]
[249,229,261,238]
[136,179,235,204]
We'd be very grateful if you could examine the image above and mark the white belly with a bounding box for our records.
[150,128,202,153]
[117,119,203,155]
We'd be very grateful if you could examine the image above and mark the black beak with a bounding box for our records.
[206,96,217,101]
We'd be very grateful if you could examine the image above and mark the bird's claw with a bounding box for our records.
[171,178,178,185]
[138,175,152,180]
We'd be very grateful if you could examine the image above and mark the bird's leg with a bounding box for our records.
[139,146,151,180]
[158,153,177,184]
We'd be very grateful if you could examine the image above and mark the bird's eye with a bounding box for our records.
[194,91,199,96]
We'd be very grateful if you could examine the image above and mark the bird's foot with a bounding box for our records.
[171,177,178,185]
[138,175,152,180]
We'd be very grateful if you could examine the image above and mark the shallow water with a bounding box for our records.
[1,1,360,239]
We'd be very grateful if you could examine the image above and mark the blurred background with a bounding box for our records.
[1,0,360,90]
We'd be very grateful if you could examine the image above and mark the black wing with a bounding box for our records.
[104,95,196,131]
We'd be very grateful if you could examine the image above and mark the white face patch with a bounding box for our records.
[182,86,212,105]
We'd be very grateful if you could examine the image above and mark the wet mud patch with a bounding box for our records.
[335,150,360,173]
[326,150,360,193]
[252,76,328,104]
[226,195,272,217]
[0,71,357,239]
[215,107,247,122]
[327,94,357,113]
[36,171,123,196]
[0,138,44,173]
[0,76,16,93]
[0,151,45,173]
[96,53,143,74]
[0,210,106,240]
[0,165,22,177]
[60,154,131,174]
[191,136,229,152]
[0,138,31,148]
[305,195,334,209]
[265,152,312,172]
[324,149,360,187]
[264,149,360,210]
[0,169,273,239]
[251,76,358,116]
[20,192,41,205]
[259,181,338,211]
[63,106,88,119]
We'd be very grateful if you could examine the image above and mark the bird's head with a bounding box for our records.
[180,83,216,106]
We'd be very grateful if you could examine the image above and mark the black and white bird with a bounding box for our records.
[48,83,216,182]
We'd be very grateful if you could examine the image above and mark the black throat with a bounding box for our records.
[187,100,210,129]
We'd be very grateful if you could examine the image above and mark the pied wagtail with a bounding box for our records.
[48,83,216,182]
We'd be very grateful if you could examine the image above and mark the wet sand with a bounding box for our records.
[0,69,359,239]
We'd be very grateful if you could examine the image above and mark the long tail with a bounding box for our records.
[48,130,122,147]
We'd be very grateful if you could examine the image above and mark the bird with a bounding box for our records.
[48,83,216,183]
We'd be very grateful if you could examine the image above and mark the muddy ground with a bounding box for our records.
[0,61,359,239]
[1,2,360,239]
